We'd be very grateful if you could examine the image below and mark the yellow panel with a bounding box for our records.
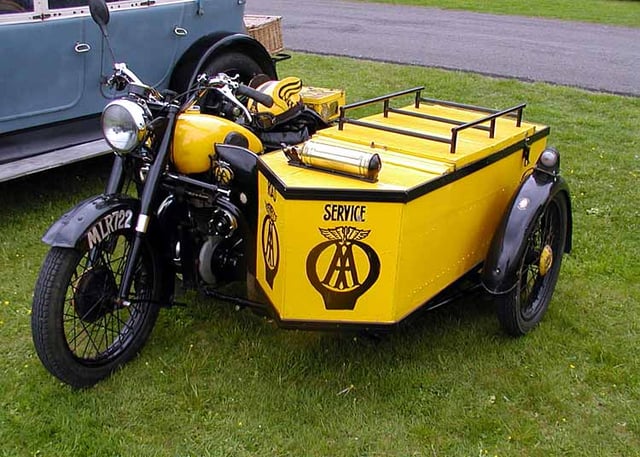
[256,173,287,314]
[393,151,529,320]
[256,172,404,323]
[316,102,540,168]
[253,98,549,325]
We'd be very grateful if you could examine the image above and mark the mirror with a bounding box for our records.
[88,0,110,36]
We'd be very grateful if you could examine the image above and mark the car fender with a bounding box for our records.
[169,32,278,92]
[42,194,140,250]
[482,170,572,295]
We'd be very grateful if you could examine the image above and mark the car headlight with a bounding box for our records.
[101,99,147,154]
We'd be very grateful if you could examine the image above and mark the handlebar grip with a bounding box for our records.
[236,84,274,108]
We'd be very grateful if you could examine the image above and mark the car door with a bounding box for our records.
[0,6,89,134]
[1,0,247,135]
[97,1,188,91]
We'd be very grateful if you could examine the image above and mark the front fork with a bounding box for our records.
[117,105,179,305]
[105,155,126,195]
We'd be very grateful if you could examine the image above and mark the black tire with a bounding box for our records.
[171,51,267,95]
[497,193,568,336]
[31,230,160,388]
[201,51,265,83]
[199,52,266,113]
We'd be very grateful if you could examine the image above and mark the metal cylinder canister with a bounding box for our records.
[293,141,382,181]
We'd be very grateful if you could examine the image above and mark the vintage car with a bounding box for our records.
[0,0,276,182]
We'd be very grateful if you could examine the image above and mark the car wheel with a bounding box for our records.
[170,50,268,96]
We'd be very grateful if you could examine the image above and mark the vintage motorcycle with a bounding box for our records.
[32,0,571,388]
[30,0,327,388]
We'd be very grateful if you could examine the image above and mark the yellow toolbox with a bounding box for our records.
[300,86,346,122]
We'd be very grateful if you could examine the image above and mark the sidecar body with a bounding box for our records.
[249,87,570,328]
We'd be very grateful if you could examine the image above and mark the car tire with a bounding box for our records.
[170,51,267,96]
[200,51,265,83]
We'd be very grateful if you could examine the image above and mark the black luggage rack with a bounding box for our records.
[337,87,526,154]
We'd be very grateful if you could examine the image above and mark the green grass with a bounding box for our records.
[358,0,640,27]
[1,54,639,456]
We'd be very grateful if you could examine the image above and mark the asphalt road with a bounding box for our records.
[246,0,640,96]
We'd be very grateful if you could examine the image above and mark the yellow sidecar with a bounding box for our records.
[249,87,571,335]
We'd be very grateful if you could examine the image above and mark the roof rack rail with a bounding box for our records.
[338,87,526,154]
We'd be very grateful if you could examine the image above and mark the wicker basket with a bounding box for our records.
[244,15,284,55]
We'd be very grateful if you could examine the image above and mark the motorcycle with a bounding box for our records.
[32,0,571,389]
[31,0,326,388]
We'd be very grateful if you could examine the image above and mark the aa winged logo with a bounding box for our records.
[318,226,371,243]
[306,226,381,310]
[261,202,280,288]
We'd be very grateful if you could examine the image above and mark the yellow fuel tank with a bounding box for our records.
[171,112,263,174]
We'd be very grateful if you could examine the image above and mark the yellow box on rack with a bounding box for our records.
[300,86,346,122]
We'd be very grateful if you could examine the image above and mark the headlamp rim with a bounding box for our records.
[101,98,147,154]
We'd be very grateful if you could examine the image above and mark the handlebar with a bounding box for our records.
[107,62,165,103]
[236,84,274,108]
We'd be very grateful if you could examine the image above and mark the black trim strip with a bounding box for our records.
[258,126,549,203]
[243,264,484,332]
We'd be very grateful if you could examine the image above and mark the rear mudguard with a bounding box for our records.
[481,170,572,294]
[42,194,140,249]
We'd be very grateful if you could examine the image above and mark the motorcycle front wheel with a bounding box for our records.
[32,230,160,388]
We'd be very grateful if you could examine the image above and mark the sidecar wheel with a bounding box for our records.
[497,193,568,336]
[31,233,160,388]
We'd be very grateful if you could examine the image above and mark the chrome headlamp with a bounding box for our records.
[101,99,147,154]
[536,146,560,175]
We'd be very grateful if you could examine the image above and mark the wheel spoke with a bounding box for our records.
[77,318,101,359]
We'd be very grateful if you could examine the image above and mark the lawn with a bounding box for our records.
[1,54,639,456]
[359,0,640,27]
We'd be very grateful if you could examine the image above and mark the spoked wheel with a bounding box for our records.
[32,230,160,388]
[497,193,568,336]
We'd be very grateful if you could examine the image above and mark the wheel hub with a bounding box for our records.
[72,267,118,323]
[539,244,554,277]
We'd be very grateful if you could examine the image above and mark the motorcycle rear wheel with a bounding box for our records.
[32,231,160,388]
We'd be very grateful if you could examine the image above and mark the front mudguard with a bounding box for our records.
[42,194,140,249]
[43,194,176,303]
[482,170,572,294]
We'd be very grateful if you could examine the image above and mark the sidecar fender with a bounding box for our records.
[482,169,572,294]
[42,194,140,249]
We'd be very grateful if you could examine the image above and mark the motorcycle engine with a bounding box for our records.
[192,205,245,286]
